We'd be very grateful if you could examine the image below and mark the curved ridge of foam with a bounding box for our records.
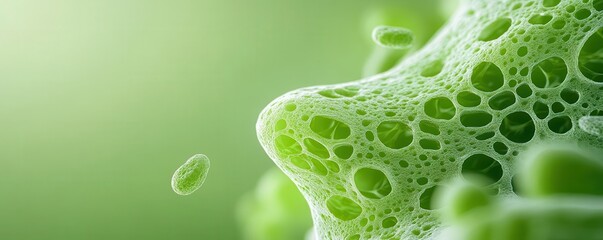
[256,0,603,239]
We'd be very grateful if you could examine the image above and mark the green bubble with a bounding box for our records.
[236,168,312,240]
[519,147,603,197]
[171,154,210,195]
[371,26,414,49]
[438,178,492,221]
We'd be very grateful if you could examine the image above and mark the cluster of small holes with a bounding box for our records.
[258,0,603,239]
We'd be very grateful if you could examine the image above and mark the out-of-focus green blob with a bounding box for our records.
[371,26,413,49]
[361,0,453,76]
[437,178,492,221]
[439,198,603,240]
[436,144,603,240]
[237,168,312,240]
[519,147,603,197]
[361,1,451,45]
[171,154,210,195]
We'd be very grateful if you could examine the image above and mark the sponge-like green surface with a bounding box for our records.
[257,0,603,239]
[171,154,210,196]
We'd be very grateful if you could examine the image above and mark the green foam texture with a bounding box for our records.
[171,154,210,196]
[257,0,603,238]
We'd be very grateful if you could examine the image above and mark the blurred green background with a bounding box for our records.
[0,0,446,239]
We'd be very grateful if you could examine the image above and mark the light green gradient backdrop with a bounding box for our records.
[0,0,385,239]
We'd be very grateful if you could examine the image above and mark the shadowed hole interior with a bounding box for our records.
[548,116,573,134]
[310,116,351,139]
[302,154,328,176]
[421,60,445,77]
[516,84,533,98]
[578,28,603,83]
[489,91,516,110]
[472,62,505,92]
[476,132,495,140]
[543,0,561,7]
[595,0,603,11]
[382,217,398,228]
[499,111,535,143]
[460,111,493,127]
[462,154,504,184]
[303,138,330,159]
[574,9,591,20]
[424,97,456,120]
[419,120,441,135]
[275,135,302,156]
[560,88,580,104]
[529,14,553,24]
[457,91,482,107]
[334,145,354,159]
[551,102,565,113]
[533,101,550,119]
[354,168,392,199]
[478,18,512,41]
[419,139,441,150]
[326,195,363,221]
[289,155,311,170]
[531,57,567,88]
[377,121,414,149]
[493,142,509,155]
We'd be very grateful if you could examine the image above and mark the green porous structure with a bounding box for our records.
[256,0,603,239]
